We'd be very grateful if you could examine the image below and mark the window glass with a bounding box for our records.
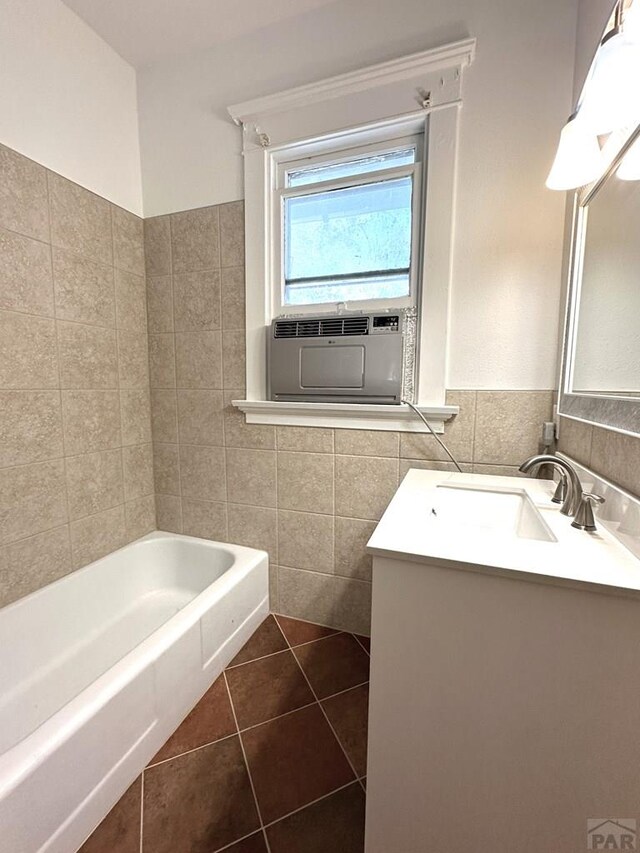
[286,147,416,187]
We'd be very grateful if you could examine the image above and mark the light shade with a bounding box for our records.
[618,135,640,179]
[578,28,640,135]
[546,115,604,190]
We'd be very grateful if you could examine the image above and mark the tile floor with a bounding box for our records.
[79,614,370,853]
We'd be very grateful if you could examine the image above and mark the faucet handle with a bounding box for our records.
[551,471,568,504]
[571,492,605,532]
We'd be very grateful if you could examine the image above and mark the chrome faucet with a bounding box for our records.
[518,454,584,517]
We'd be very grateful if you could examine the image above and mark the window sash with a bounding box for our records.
[273,157,423,314]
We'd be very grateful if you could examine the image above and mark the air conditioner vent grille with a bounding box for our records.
[274,316,370,338]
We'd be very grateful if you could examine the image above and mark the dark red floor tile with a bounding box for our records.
[226,650,314,729]
[150,675,236,764]
[228,615,288,666]
[216,831,269,852]
[79,777,141,853]
[275,614,338,646]
[242,704,355,824]
[143,735,259,853]
[354,634,370,654]
[322,684,369,777]
[266,782,365,853]
[293,634,369,699]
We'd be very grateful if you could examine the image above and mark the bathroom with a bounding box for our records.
[1,0,640,849]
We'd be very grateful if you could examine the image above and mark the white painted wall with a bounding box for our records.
[137,0,579,389]
[0,0,142,214]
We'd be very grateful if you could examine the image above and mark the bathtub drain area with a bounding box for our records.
[79,614,370,853]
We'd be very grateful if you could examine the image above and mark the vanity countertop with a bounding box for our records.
[367,469,640,595]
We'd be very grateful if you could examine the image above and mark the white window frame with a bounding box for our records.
[228,37,475,432]
[272,132,424,316]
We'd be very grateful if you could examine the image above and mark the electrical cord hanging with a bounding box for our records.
[401,399,463,473]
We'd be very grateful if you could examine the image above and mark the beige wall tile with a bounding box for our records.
[0,391,63,467]
[277,566,371,635]
[226,447,276,507]
[277,451,334,515]
[175,331,222,389]
[53,247,115,327]
[57,321,118,389]
[335,455,398,520]
[70,504,126,568]
[0,144,49,241]
[62,390,121,455]
[125,495,156,541]
[149,333,176,388]
[144,216,171,277]
[173,270,221,331]
[276,426,334,454]
[182,499,227,540]
[221,267,245,330]
[223,391,275,450]
[557,416,593,468]
[335,429,399,458]
[150,389,178,443]
[399,459,472,479]
[0,459,68,544]
[117,329,150,389]
[177,390,224,446]
[0,227,53,316]
[334,517,376,582]
[0,311,58,389]
[472,464,523,477]
[278,509,333,572]
[269,564,278,612]
[112,206,144,276]
[146,275,174,333]
[120,389,152,446]
[65,449,124,520]
[400,390,477,463]
[115,269,147,331]
[171,206,220,273]
[222,330,245,389]
[591,426,640,497]
[0,525,72,608]
[48,172,112,265]
[155,494,183,533]
[123,443,154,500]
[219,201,244,268]
[180,444,226,501]
[153,443,180,495]
[474,390,552,466]
[227,504,277,557]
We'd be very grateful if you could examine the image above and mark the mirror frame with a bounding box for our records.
[558,122,640,435]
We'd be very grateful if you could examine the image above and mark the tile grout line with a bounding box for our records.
[272,617,366,794]
[222,670,274,853]
[45,169,74,567]
[166,214,183,531]
[112,205,130,540]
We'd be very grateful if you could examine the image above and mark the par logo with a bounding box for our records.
[587,819,637,850]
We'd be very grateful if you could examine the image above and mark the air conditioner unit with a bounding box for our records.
[267,310,408,404]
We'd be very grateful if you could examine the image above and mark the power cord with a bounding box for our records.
[401,399,463,473]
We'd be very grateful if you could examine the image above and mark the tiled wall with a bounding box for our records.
[558,416,640,498]
[0,143,155,608]
[145,201,554,635]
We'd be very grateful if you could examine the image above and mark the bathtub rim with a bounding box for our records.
[0,531,268,797]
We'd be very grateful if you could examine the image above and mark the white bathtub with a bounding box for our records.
[0,531,269,853]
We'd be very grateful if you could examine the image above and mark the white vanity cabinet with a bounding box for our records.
[364,470,640,853]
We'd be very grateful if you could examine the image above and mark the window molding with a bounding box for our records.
[228,38,475,431]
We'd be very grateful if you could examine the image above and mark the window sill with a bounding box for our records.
[232,400,459,433]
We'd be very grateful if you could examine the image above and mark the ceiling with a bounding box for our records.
[63,0,340,67]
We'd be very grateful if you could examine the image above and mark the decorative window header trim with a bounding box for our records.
[228,38,476,130]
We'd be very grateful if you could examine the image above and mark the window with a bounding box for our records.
[274,135,424,312]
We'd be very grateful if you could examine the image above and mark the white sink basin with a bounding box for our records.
[429,483,556,542]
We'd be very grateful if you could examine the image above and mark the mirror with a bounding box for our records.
[559,124,640,433]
